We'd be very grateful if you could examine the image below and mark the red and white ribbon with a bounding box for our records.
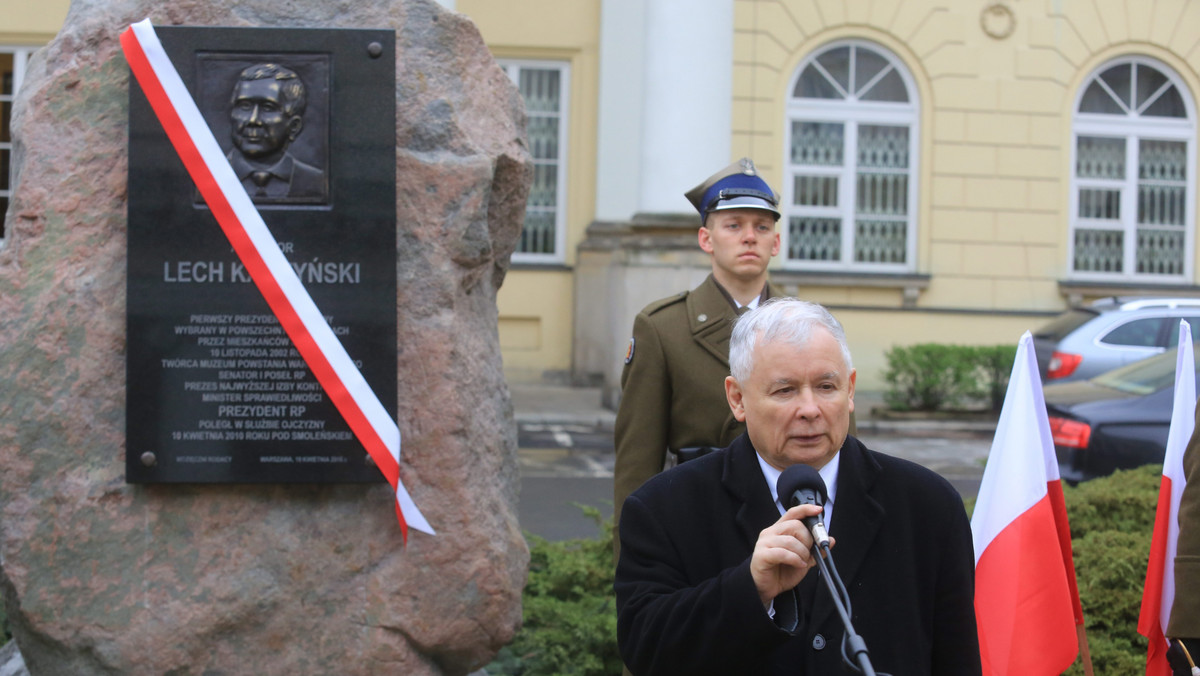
[121,19,433,541]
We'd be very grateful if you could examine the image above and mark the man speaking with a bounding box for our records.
[614,298,981,675]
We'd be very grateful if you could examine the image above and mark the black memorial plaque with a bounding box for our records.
[126,27,397,483]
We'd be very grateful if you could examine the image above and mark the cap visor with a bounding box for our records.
[709,196,781,219]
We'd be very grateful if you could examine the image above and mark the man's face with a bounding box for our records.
[698,208,781,282]
[230,78,301,160]
[725,327,855,471]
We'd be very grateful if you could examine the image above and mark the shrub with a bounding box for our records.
[883,343,1017,412]
[967,344,1018,411]
[882,344,978,411]
[486,506,620,676]
[1060,465,1159,675]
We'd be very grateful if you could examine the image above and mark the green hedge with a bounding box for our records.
[486,506,621,676]
[1060,464,1160,675]
[883,343,1019,412]
[491,467,1164,675]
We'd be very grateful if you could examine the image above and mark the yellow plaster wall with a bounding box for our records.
[0,0,69,43]
[459,0,601,381]
[732,0,1200,383]
[496,269,576,382]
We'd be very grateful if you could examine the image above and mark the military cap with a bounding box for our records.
[684,157,781,221]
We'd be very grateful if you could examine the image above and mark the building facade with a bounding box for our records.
[479,0,1200,399]
[6,0,1200,396]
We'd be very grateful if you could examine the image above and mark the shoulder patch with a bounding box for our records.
[624,337,635,364]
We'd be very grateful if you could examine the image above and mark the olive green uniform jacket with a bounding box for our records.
[612,275,783,533]
[1169,398,1200,638]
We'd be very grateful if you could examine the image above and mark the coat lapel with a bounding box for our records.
[687,275,738,366]
[811,437,884,630]
[722,436,780,552]
[687,277,787,366]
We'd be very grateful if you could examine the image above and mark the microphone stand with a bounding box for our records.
[811,541,878,676]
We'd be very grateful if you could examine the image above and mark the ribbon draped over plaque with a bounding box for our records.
[121,19,433,541]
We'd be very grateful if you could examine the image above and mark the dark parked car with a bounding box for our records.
[1045,342,1199,483]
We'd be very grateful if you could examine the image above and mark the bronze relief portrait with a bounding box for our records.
[196,53,331,206]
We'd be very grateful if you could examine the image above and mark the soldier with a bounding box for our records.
[1168,399,1200,675]
[612,158,786,539]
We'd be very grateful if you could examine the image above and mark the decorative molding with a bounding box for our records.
[772,270,931,308]
[981,3,1016,40]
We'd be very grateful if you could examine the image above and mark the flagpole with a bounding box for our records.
[1077,624,1094,676]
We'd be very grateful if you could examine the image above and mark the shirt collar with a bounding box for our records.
[758,450,841,527]
[227,151,293,181]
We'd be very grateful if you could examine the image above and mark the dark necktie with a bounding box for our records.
[250,171,272,196]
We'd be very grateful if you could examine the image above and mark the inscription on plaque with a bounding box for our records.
[126,27,397,483]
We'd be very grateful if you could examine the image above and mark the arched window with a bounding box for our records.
[784,41,918,271]
[1070,57,1195,280]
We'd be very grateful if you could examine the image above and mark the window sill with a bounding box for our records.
[508,261,573,273]
[1058,279,1200,306]
[771,270,931,308]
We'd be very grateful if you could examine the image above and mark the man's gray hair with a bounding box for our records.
[729,297,853,382]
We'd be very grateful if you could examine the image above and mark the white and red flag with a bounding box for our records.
[120,19,433,541]
[971,331,1082,675]
[1138,321,1195,675]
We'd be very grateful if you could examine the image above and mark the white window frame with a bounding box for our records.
[1069,56,1196,283]
[1,46,36,242]
[783,39,919,273]
[499,59,570,264]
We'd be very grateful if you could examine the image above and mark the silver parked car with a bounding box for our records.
[1032,297,1200,383]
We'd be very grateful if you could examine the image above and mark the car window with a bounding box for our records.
[1092,341,1200,395]
[1099,317,1167,347]
[1033,309,1098,340]
[1167,316,1200,347]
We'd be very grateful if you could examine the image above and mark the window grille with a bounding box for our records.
[501,61,569,262]
[1071,58,1194,281]
[1,47,35,241]
[784,41,917,271]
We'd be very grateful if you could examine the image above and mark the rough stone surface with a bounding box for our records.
[0,1,531,674]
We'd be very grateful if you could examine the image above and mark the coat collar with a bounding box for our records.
[721,435,885,630]
[686,275,780,366]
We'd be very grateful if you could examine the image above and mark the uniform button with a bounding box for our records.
[698,314,708,322]
[812,634,826,650]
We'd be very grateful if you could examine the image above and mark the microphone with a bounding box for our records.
[776,464,830,548]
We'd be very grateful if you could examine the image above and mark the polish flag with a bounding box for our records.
[972,331,1081,675]
[1138,321,1195,675]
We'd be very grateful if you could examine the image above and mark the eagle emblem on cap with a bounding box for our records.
[739,158,757,175]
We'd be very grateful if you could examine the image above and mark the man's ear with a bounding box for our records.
[287,115,304,142]
[725,375,746,422]
[847,369,857,413]
[697,225,715,254]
